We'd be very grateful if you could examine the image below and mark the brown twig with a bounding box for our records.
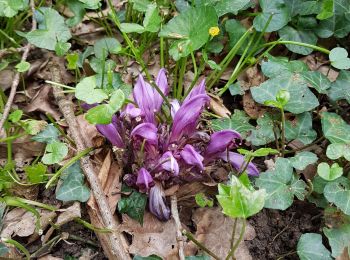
[0,0,36,132]
[171,195,185,260]
[0,46,35,59]
[49,60,130,259]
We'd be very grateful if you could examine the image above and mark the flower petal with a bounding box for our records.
[180,144,204,170]
[170,100,180,119]
[130,122,158,145]
[184,79,206,102]
[136,168,154,192]
[217,151,259,176]
[133,74,156,123]
[121,103,142,118]
[154,68,169,111]
[149,183,171,221]
[96,123,124,148]
[160,151,179,176]
[205,130,241,157]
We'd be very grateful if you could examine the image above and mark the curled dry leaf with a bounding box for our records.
[121,213,178,259]
[186,207,256,259]
[209,93,231,118]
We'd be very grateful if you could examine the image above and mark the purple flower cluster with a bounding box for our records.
[93,69,259,220]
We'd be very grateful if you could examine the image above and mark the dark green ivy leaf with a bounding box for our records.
[118,190,147,224]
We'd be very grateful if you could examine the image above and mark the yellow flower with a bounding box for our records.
[209,26,220,37]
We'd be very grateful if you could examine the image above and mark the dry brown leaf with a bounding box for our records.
[187,207,256,259]
[39,255,63,260]
[76,114,101,148]
[209,94,231,118]
[121,213,178,259]
[0,69,15,91]
[243,92,267,119]
[56,202,81,226]
[237,65,264,89]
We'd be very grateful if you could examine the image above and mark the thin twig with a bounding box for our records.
[0,46,35,59]
[49,60,130,259]
[171,195,185,260]
[0,0,36,132]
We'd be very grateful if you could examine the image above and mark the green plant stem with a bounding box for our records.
[230,218,238,249]
[46,113,75,146]
[45,147,93,188]
[160,36,164,68]
[0,29,21,48]
[177,57,187,99]
[75,217,112,233]
[280,108,286,157]
[3,239,30,260]
[225,218,246,260]
[45,80,76,90]
[260,41,330,54]
[183,230,221,260]
[173,60,179,97]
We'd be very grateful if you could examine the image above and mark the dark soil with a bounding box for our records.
[247,201,324,260]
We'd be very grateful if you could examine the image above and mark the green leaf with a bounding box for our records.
[65,0,86,27]
[143,3,161,32]
[261,56,309,78]
[24,163,47,184]
[329,70,350,103]
[217,175,266,219]
[32,124,60,143]
[211,109,254,138]
[120,23,145,33]
[289,151,318,170]
[324,177,350,215]
[90,58,116,74]
[133,255,162,260]
[253,0,290,32]
[23,119,47,135]
[8,110,23,123]
[130,0,151,12]
[185,256,210,260]
[15,61,30,73]
[321,112,350,144]
[56,162,91,202]
[256,158,307,210]
[285,112,317,145]
[159,6,218,60]
[78,0,101,9]
[285,0,320,17]
[317,0,334,20]
[42,141,68,165]
[19,7,71,51]
[0,0,28,17]
[93,37,122,59]
[195,193,213,208]
[297,233,332,260]
[317,162,343,181]
[326,143,350,161]
[323,224,350,257]
[247,114,276,146]
[251,74,319,114]
[0,242,8,256]
[278,26,317,55]
[118,190,147,224]
[55,41,71,56]
[329,47,350,69]
[66,52,79,70]
[109,89,125,111]
[214,0,250,16]
[300,71,331,94]
[75,76,108,104]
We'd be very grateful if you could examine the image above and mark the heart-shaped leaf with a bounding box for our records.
[317,162,343,181]
[0,0,28,17]
[24,163,48,184]
[289,151,318,170]
[42,141,68,165]
[324,177,350,215]
[329,47,350,69]
[118,189,147,224]
[300,71,331,94]
[323,224,350,258]
[93,37,122,59]
[321,112,350,144]
[329,70,350,103]
[75,76,108,104]
[32,124,60,143]
[326,143,350,160]
[297,233,332,260]
[285,112,317,145]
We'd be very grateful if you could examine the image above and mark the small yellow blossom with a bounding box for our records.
[209,26,220,37]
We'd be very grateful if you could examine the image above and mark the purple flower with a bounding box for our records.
[154,69,169,111]
[149,183,171,221]
[121,103,142,118]
[217,151,259,176]
[170,100,180,119]
[180,144,204,170]
[96,123,124,148]
[205,130,242,157]
[136,168,154,192]
[131,122,158,145]
[160,151,179,176]
[184,79,206,102]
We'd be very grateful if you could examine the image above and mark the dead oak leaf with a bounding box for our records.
[121,213,178,259]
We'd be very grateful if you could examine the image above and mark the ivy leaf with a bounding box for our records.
[326,143,350,161]
[285,112,317,145]
[247,114,276,146]
[328,70,350,103]
[211,109,254,138]
[42,141,68,165]
[321,112,350,144]
[289,151,318,170]
[285,0,320,17]
[214,0,250,16]
[15,61,30,72]
[75,76,108,104]
[56,162,90,202]
[0,242,8,256]
[323,224,350,258]
[278,26,317,55]
[0,0,28,17]
[256,158,307,210]
[297,233,332,260]
[251,74,319,114]
[253,0,290,32]
[32,124,60,143]
[65,0,86,27]
[185,256,210,260]
[159,6,218,60]
[261,56,309,78]
[324,177,350,215]
[19,7,71,50]
[317,162,343,181]
[93,37,122,59]
[300,71,331,94]
[329,47,350,69]
[217,175,266,219]
[24,163,47,184]
[118,190,147,224]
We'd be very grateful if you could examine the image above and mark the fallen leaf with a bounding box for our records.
[76,115,101,148]
[121,213,178,259]
[38,255,63,260]
[243,92,267,119]
[187,207,256,259]
[0,69,15,91]
[237,65,264,90]
[209,94,231,118]
[56,202,81,226]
